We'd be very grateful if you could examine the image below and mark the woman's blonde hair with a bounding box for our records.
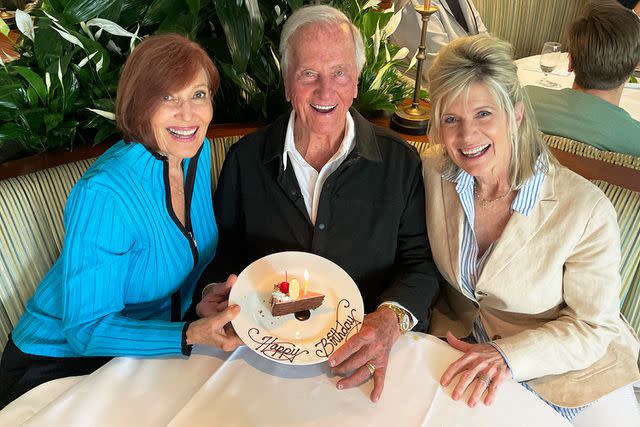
[428,35,552,189]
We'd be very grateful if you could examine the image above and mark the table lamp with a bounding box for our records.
[390,1,438,135]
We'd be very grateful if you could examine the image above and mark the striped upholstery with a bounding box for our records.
[0,136,242,353]
[544,134,640,171]
[540,134,640,340]
[593,181,640,335]
[474,0,583,59]
[0,159,96,352]
[210,135,243,191]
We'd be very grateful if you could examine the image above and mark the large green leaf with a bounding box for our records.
[287,0,303,9]
[13,66,48,105]
[118,0,150,28]
[44,112,64,132]
[216,0,264,73]
[43,0,65,13]
[186,0,200,16]
[248,51,278,87]
[62,0,122,24]
[34,26,65,71]
[93,123,119,144]
[142,0,191,28]
[0,17,9,37]
[0,84,27,110]
[0,123,29,141]
[218,62,260,96]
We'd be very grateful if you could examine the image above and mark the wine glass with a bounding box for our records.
[538,42,562,88]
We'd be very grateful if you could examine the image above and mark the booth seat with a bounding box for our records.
[0,129,639,364]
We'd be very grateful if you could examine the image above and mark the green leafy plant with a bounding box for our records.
[0,1,143,161]
[331,0,416,116]
[201,0,301,123]
[0,0,417,162]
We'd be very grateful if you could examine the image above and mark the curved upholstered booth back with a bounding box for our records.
[1,132,639,363]
[474,0,583,59]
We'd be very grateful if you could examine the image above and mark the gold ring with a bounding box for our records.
[476,373,491,386]
[365,362,376,376]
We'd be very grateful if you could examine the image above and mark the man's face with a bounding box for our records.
[284,22,359,140]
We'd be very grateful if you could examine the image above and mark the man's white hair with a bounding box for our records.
[279,5,366,77]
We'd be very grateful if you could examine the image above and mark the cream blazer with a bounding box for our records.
[423,153,640,407]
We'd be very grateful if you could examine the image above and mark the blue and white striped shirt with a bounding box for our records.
[444,156,587,421]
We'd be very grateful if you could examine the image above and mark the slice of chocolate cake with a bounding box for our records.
[271,290,325,317]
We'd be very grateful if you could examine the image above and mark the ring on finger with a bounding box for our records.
[365,361,376,376]
[476,373,491,387]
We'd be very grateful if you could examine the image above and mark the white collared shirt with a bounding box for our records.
[282,110,355,225]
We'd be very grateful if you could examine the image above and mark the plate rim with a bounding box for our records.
[229,251,364,366]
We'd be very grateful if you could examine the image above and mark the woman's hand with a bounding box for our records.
[186,305,244,352]
[327,306,402,402]
[441,331,512,407]
[196,274,237,318]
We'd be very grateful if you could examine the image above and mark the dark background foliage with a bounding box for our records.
[0,0,413,161]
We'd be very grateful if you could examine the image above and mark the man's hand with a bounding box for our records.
[440,331,512,407]
[327,306,401,402]
[196,274,237,318]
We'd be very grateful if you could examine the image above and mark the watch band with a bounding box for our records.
[380,303,411,334]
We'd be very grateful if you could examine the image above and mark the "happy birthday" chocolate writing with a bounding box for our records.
[314,299,362,358]
[248,328,310,363]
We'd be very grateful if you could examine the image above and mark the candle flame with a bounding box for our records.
[303,269,309,296]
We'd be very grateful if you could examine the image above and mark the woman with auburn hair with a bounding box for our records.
[0,34,242,409]
[423,34,640,425]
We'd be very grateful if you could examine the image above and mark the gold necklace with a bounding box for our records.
[474,184,511,209]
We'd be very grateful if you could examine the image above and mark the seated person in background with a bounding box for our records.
[393,0,487,81]
[0,34,243,409]
[195,5,440,403]
[424,34,640,424]
[526,2,640,156]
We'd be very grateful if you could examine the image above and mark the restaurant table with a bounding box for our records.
[515,54,640,121]
[0,333,570,426]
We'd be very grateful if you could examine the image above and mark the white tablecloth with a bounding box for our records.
[0,333,570,426]
[516,54,640,122]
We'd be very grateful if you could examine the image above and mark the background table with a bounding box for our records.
[516,54,640,121]
[0,333,570,426]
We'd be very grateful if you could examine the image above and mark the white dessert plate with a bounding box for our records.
[229,251,364,365]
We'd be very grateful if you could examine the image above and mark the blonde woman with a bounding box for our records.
[423,34,640,425]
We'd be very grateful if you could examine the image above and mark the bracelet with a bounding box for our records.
[181,322,193,356]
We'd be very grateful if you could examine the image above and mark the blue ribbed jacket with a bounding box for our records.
[12,139,217,357]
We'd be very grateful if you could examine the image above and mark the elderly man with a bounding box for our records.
[195,5,440,402]
[526,2,640,156]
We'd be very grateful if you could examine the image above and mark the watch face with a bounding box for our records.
[401,317,410,331]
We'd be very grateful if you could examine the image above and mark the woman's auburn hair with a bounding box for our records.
[115,33,220,149]
[427,34,553,189]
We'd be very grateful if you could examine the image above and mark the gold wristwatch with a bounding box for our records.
[380,303,411,334]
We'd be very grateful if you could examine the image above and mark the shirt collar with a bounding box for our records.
[443,155,548,216]
[282,110,356,170]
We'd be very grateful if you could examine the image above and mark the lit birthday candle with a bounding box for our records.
[303,269,309,296]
